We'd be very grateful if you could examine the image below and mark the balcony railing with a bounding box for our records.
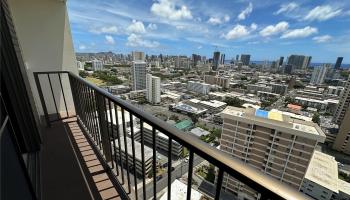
[33,71,311,200]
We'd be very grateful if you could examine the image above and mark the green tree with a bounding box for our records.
[224,97,244,107]
[205,164,216,183]
[79,71,88,78]
[312,112,321,125]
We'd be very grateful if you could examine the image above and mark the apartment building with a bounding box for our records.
[146,74,161,104]
[220,106,326,199]
[204,75,230,89]
[92,59,103,71]
[131,53,147,91]
[187,81,210,95]
[333,76,350,154]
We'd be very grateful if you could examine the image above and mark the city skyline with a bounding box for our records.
[68,0,350,63]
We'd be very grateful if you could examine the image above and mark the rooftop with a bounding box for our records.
[221,106,325,141]
[159,179,203,200]
[174,120,193,130]
[190,127,210,137]
[304,151,339,193]
[114,137,153,161]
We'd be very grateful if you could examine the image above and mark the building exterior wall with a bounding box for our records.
[219,107,324,199]
[146,74,161,104]
[131,61,147,91]
[8,0,77,118]
[187,81,210,95]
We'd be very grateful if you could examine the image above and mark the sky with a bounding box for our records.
[67,0,350,63]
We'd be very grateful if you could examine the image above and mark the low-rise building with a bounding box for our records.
[113,136,153,175]
[169,103,207,116]
[204,75,230,89]
[190,127,210,137]
[187,81,210,95]
[135,123,183,157]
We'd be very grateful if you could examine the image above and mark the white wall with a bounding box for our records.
[8,0,77,120]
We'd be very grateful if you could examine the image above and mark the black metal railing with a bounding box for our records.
[33,71,311,200]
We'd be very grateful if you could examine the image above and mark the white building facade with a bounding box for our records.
[146,74,161,104]
[187,81,210,95]
[310,65,328,85]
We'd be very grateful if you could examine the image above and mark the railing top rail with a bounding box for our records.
[35,71,312,200]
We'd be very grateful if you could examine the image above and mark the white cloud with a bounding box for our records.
[259,21,289,37]
[304,5,342,21]
[313,35,332,43]
[175,25,185,30]
[78,44,86,50]
[207,17,222,25]
[250,23,257,31]
[224,15,230,22]
[90,26,118,34]
[150,0,192,20]
[222,23,256,40]
[126,34,159,48]
[147,23,157,30]
[127,20,146,34]
[207,14,230,25]
[274,2,298,15]
[238,2,253,21]
[197,45,203,49]
[105,35,115,45]
[281,26,318,39]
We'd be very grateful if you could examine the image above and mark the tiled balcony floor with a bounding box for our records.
[40,118,123,200]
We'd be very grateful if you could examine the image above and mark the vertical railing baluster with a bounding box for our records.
[87,87,98,143]
[47,74,60,120]
[215,169,224,200]
[121,108,131,193]
[167,138,172,200]
[104,98,114,169]
[83,84,93,138]
[129,113,138,200]
[114,104,125,184]
[140,121,146,200]
[92,89,102,150]
[95,92,112,162]
[152,127,157,200]
[58,73,69,118]
[108,100,118,174]
[186,151,194,200]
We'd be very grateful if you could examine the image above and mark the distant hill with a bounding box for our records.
[76,51,117,57]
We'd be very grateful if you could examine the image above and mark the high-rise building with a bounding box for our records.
[131,52,147,90]
[220,106,325,199]
[333,76,350,154]
[132,51,145,61]
[212,51,220,70]
[287,55,311,70]
[92,59,103,71]
[334,57,343,70]
[236,55,239,62]
[146,74,161,104]
[278,57,284,66]
[302,56,312,69]
[310,64,328,85]
[240,54,251,66]
[192,54,201,66]
[284,64,293,74]
[220,54,225,65]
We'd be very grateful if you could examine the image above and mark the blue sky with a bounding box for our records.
[68,0,350,63]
